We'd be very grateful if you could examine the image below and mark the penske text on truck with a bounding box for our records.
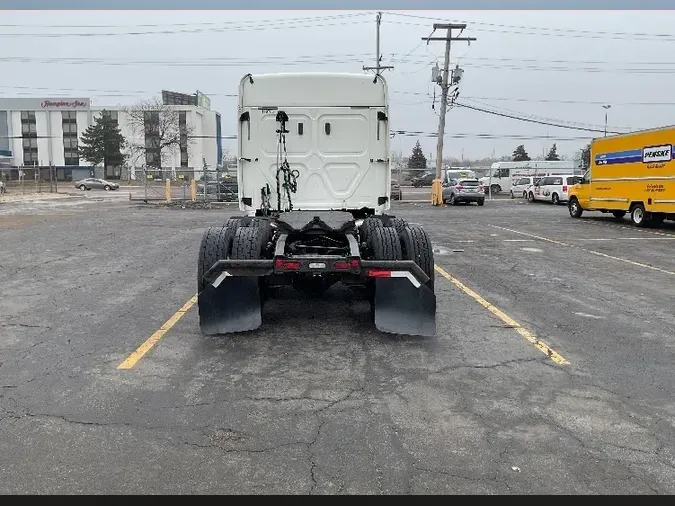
[568,125,675,227]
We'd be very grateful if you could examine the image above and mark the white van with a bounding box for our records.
[480,160,579,195]
[527,174,583,205]
[510,176,543,199]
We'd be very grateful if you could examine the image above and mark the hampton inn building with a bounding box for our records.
[0,91,223,180]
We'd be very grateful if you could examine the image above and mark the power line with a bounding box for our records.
[0,85,669,118]
[390,130,596,141]
[453,101,624,134]
[386,12,675,42]
[0,14,370,38]
[0,12,374,29]
[459,97,627,131]
[392,90,675,106]
[4,55,675,76]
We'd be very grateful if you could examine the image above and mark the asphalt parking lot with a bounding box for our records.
[1,196,674,494]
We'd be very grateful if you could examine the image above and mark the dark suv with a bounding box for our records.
[410,172,435,187]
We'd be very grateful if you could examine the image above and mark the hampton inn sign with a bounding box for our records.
[0,97,91,111]
[40,100,89,109]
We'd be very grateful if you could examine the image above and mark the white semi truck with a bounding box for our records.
[196,72,437,337]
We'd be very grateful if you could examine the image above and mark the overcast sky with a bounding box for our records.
[1,10,673,161]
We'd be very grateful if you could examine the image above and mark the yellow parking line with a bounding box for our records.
[488,224,675,277]
[434,265,570,365]
[117,294,197,370]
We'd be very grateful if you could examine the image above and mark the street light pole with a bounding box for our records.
[602,104,611,137]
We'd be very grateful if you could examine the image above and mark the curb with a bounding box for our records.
[0,194,87,205]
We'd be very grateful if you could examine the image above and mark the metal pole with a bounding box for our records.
[375,12,381,74]
[435,29,452,183]
[363,12,393,74]
[143,167,148,203]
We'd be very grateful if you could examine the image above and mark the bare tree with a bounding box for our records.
[124,97,196,176]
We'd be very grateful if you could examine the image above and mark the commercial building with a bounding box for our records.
[0,90,222,181]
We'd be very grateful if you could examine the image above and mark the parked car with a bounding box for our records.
[527,174,582,204]
[391,179,402,200]
[510,176,542,199]
[74,178,120,191]
[442,178,485,206]
[410,172,436,187]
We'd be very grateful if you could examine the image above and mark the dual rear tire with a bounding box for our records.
[365,217,435,292]
[197,218,271,293]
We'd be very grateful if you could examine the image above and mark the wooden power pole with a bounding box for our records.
[422,24,476,205]
[363,12,394,75]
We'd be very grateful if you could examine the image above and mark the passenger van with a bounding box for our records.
[511,176,542,199]
[527,174,583,204]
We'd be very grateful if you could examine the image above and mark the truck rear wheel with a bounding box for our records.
[368,226,402,261]
[197,225,237,293]
[400,225,435,291]
[387,217,407,235]
[365,226,402,308]
[360,216,383,245]
[231,226,268,260]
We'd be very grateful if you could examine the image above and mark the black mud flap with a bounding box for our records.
[198,275,262,335]
[373,277,436,337]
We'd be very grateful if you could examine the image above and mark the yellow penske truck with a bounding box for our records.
[568,125,675,227]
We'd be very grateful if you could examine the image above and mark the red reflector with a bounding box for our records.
[368,269,391,278]
[350,259,360,268]
[334,261,351,270]
[275,259,300,270]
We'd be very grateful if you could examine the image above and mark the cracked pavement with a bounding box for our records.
[0,198,674,494]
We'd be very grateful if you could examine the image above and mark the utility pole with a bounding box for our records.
[423,23,476,205]
[602,104,611,137]
[363,12,394,75]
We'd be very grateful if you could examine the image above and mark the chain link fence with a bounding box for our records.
[128,167,238,203]
[0,166,61,195]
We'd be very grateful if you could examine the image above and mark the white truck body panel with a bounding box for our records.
[237,73,391,214]
[480,160,580,194]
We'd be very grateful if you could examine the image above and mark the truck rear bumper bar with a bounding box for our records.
[202,258,431,289]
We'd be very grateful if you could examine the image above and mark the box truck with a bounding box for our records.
[568,126,675,227]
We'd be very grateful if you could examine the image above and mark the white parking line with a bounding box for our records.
[488,224,675,277]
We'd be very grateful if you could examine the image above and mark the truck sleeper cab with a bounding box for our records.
[196,73,438,338]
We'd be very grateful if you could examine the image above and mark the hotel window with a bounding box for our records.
[21,111,38,165]
[179,111,188,167]
[62,111,79,166]
[144,111,161,168]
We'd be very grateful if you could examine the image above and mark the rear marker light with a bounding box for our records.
[275,259,301,271]
[367,269,391,278]
[335,259,360,270]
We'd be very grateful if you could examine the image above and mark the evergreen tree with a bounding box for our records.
[407,140,427,169]
[579,143,591,168]
[78,110,127,172]
[545,143,560,161]
[512,144,531,162]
